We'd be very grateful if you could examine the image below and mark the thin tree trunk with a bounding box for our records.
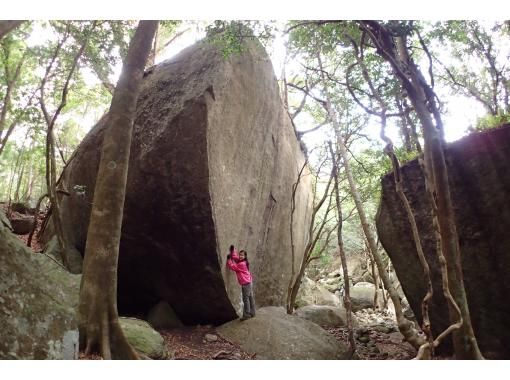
[328,140,356,358]
[27,193,48,248]
[287,157,334,314]
[316,50,426,350]
[366,244,380,309]
[45,127,70,268]
[78,20,158,360]
[287,161,307,313]
[39,22,93,271]
[13,161,25,203]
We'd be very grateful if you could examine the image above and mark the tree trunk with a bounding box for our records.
[78,20,158,360]
[328,140,356,358]
[287,158,334,314]
[13,161,25,203]
[45,126,70,269]
[316,49,425,350]
[359,20,483,359]
[336,122,425,350]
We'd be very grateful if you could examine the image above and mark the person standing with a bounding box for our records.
[227,245,256,320]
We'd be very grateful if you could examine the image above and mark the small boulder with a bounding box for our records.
[350,282,384,311]
[9,215,34,235]
[217,306,350,360]
[43,235,83,274]
[204,333,218,342]
[146,300,184,329]
[295,305,358,328]
[11,202,29,214]
[296,277,340,308]
[119,317,170,359]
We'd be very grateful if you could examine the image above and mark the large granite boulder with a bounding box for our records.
[376,124,510,359]
[0,211,80,359]
[56,39,312,325]
[217,306,349,359]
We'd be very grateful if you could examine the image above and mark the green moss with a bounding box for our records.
[119,317,169,359]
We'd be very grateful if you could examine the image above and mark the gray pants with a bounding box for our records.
[241,283,256,317]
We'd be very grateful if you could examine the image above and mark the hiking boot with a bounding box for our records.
[240,315,252,321]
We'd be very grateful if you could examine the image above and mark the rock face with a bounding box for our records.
[0,212,80,359]
[376,125,510,359]
[217,306,349,359]
[57,39,312,325]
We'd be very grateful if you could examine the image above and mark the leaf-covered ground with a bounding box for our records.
[157,321,418,360]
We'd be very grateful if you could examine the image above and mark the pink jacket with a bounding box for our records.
[227,250,252,285]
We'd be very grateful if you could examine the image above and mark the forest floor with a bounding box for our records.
[3,203,418,360]
[156,310,418,360]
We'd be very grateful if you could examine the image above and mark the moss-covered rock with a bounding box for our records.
[119,317,170,359]
[0,211,80,359]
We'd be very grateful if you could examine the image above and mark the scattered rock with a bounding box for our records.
[204,334,218,342]
[370,324,392,334]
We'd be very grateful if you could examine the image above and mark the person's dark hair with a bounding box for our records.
[229,245,235,252]
[239,250,249,270]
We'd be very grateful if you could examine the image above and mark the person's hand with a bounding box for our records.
[227,254,231,260]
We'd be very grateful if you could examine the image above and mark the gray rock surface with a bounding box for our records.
[217,306,349,359]
[350,282,384,312]
[43,235,83,274]
[56,38,312,325]
[295,304,357,328]
[376,124,510,359]
[0,212,80,359]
